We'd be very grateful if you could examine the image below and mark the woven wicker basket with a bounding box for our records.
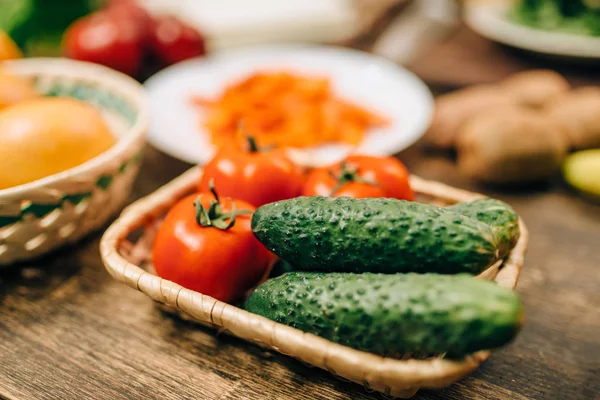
[100,166,528,398]
[0,58,148,266]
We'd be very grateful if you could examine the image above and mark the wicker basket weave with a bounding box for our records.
[100,166,528,398]
[0,58,148,265]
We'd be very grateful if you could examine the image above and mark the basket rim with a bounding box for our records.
[99,166,528,390]
[0,58,148,199]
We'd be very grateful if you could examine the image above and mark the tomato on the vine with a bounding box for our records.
[152,184,273,303]
[199,136,304,207]
[303,155,414,200]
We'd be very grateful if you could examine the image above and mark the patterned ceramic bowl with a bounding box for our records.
[0,58,148,266]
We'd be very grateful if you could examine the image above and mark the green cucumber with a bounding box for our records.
[252,196,499,275]
[245,272,523,357]
[449,198,520,258]
[268,259,297,279]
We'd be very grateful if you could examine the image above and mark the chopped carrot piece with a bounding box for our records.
[191,71,389,149]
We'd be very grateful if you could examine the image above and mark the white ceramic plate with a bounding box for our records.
[464,2,600,61]
[144,44,434,167]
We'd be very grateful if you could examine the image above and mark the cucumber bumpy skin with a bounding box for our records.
[449,198,520,258]
[244,272,524,358]
[252,196,500,275]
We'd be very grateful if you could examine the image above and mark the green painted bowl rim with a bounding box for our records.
[0,58,148,200]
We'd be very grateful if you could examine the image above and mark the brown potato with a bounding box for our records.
[0,72,39,110]
[423,85,514,149]
[543,87,600,150]
[424,70,570,150]
[500,69,570,107]
[456,106,568,184]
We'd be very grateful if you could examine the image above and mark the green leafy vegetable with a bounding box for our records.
[510,0,600,36]
[584,9,600,35]
[0,0,103,55]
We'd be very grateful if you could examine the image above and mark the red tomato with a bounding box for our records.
[153,190,272,303]
[149,15,206,66]
[199,137,304,207]
[303,155,414,200]
[304,170,387,199]
[63,12,142,76]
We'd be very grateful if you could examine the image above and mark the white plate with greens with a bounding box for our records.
[464,1,600,60]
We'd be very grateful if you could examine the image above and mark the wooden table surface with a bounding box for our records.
[1,22,600,400]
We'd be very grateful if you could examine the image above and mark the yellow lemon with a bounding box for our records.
[0,97,116,190]
[563,149,600,197]
[0,72,39,110]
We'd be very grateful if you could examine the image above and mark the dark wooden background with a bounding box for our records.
[1,22,600,400]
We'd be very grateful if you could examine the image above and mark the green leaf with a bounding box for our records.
[0,0,101,53]
[557,0,586,17]
[0,0,35,46]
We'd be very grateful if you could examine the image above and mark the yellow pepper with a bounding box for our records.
[0,30,22,60]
